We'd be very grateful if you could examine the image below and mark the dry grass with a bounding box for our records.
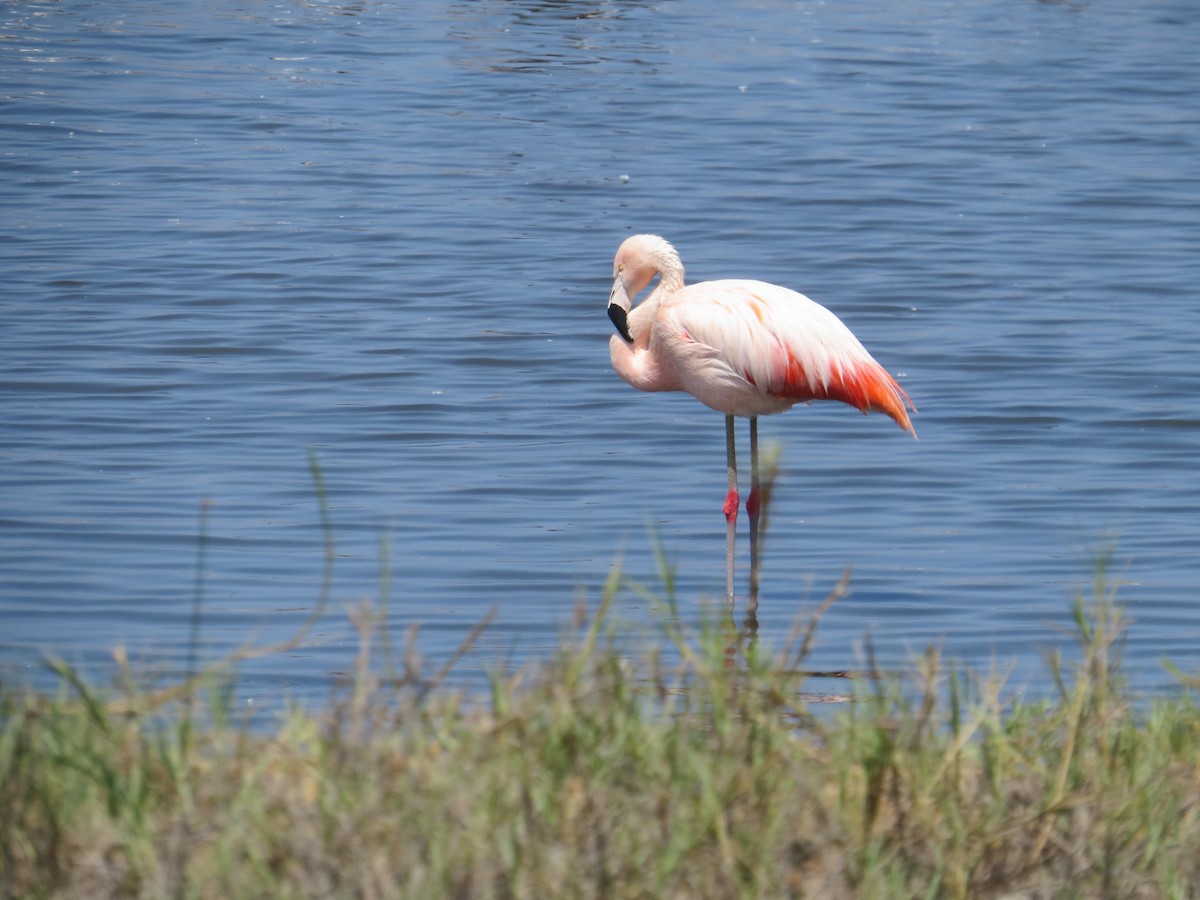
[3,463,1198,897]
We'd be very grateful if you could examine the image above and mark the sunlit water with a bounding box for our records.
[2,0,1198,708]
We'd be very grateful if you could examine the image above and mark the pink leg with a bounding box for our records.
[724,415,737,603]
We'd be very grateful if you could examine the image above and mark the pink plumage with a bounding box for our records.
[605,233,916,602]
[607,234,914,433]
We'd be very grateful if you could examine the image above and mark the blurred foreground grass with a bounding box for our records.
[3,550,1199,899]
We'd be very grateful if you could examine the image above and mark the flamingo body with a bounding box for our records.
[605,234,915,602]
[607,235,914,432]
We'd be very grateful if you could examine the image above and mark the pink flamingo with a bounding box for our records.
[607,234,916,602]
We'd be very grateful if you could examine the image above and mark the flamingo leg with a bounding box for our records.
[746,417,762,607]
[723,414,738,603]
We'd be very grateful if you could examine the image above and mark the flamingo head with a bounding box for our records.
[607,234,684,343]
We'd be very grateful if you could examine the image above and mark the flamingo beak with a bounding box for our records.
[608,273,633,343]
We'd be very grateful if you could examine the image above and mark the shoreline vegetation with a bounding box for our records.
[3,464,1198,897]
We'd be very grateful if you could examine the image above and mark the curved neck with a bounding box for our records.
[609,284,683,394]
[656,263,685,296]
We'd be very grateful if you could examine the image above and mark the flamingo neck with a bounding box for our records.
[656,264,685,295]
[609,293,683,394]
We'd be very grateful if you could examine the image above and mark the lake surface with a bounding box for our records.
[2,0,1198,708]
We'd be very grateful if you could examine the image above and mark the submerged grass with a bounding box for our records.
[2,552,1199,899]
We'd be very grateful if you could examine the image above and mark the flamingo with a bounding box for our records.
[606,234,915,603]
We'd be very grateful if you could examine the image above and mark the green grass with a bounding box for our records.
[2,550,1199,899]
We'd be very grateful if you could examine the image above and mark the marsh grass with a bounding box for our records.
[2,464,1199,898]
[3,554,1199,898]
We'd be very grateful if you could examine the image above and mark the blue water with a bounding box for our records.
[2,0,1198,707]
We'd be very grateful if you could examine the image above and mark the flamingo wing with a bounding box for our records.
[659,280,915,433]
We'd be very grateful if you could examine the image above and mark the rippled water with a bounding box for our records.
[3,0,1198,705]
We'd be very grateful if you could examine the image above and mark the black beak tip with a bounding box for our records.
[608,304,634,343]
